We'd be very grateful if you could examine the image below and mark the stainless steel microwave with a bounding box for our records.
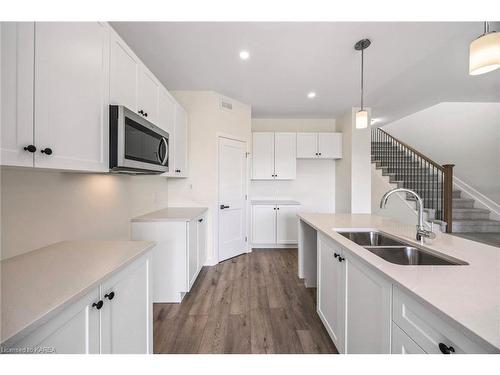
[109,105,169,174]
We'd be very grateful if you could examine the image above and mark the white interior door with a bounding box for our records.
[218,137,247,262]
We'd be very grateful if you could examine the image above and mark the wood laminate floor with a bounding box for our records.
[153,249,337,354]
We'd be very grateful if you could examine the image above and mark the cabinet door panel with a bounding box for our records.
[274,132,296,179]
[392,323,426,354]
[100,253,152,354]
[173,104,188,176]
[318,132,342,159]
[197,215,207,268]
[34,22,109,172]
[317,233,344,352]
[9,288,100,354]
[252,132,274,180]
[137,68,159,125]
[276,205,299,244]
[296,132,318,159]
[252,205,276,244]
[110,32,138,111]
[1,22,35,167]
[188,221,199,289]
[345,254,392,353]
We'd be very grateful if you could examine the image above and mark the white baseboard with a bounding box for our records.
[454,177,500,220]
[251,243,298,249]
[204,257,219,267]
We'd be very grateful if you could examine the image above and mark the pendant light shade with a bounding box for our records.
[354,39,371,129]
[356,110,369,129]
[469,22,500,76]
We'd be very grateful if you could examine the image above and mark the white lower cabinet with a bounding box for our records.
[317,233,391,354]
[6,251,152,354]
[131,212,207,303]
[251,204,300,246]
[392,323,425,354]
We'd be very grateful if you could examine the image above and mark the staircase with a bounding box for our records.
[371,128,500,234]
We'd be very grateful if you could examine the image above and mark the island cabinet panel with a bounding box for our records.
[317,233,345,353]
[392,323,426,354]
[344,253,392,354]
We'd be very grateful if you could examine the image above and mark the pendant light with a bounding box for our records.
[355,39,371,129]
[469,22,500,76]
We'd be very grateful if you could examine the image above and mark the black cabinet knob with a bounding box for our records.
[41,148,53,155]
[175,169,181,173]
[144,112,148,117]
[138,109,144,115]
[319,152,322,156]
[338,256,345,262]
[24,145,37,153]
[438,343,455,354]
[220,205,230,210]
[334,253,339,258]
[92,300,103,310]
[104,291,115,300]
[315,152,318,156]
[198,218,203,222]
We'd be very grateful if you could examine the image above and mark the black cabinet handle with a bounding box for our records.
[144,112,148,117]
[334,253,339,258]
[92,300,103,310]
[319,152,322,156]
[104,291,115,300]
[24,145,37,153]
[138,109,145,115]
[438,343,455,354]
[338,256,345,262]
[41,148,53,155]
[175,169,181,173]
[198,218,203,222]
[220,205,230,210]
[315,152,318,156]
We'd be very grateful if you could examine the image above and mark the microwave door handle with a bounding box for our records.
[160,137,168,166]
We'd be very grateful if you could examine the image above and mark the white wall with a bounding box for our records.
[250,119,336,214]
[335,108,372,213]
[168,91,252,265]
[383,102,500,203]
[0,168,169,260]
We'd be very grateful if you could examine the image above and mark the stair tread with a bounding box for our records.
[453,208,490,213]
[453,219,500,224]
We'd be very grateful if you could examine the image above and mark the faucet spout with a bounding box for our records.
[379,188,435,243]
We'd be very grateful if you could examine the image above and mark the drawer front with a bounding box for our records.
[392,323,426,354]
[393,287,490,354]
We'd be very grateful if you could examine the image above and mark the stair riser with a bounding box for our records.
[453,211,490,220]
[453,200,475,209]
[453,225,500,233]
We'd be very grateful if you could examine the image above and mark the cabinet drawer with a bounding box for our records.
[392,323,425,354]
[393,287,490,354]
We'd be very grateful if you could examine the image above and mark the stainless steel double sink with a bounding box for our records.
[338,231,467,266]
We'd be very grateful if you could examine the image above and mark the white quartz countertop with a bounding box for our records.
[131,207,208,222]
[251,200,301,205]
[298,213,500,351]
[1,240,155,344]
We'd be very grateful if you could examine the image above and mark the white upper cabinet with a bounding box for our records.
[252,132,296,180]
[252,132,275,180]
[137,68,159,125]
[110,30,138,111]
[274,132,296,179]
[33,22,110,172]
[158,88,176,135]
[1,22,35,167]
[297,132,342,160]
[172,103,188,177]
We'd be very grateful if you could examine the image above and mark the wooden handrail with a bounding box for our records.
[377,128,444,172]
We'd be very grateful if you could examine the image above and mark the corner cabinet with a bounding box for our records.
[316,232,391,354]
[297,132,342,159]
[5,251,153,354]
[131,211,207,303]
[252,132,296,180]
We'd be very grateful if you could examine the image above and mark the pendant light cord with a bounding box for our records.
[360,48,364,110]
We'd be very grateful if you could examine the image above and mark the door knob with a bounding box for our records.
[104,291,115,300]
[92,300,103,310]
[220,205,230,209]
[41,148,53,155]
[24,145,36,153]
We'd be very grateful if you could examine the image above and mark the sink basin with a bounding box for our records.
[364,246,467,266]
[338,230,468,266]
[338,231,406,246]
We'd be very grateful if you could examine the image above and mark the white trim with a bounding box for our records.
[454,176,500,220]
[216,134,250,265]
[251,244,298,249]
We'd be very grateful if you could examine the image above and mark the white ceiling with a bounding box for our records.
[111,22,500,124]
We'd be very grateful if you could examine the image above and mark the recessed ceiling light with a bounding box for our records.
[239,50,250,60]
[307,92,316,99]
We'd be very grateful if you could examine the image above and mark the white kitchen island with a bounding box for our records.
[298,213,500,354]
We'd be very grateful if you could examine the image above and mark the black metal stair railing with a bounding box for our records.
[371,128,454,233]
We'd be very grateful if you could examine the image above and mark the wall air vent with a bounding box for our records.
[219,97,233,112]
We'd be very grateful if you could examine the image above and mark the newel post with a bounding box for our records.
[443,164,455,233]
